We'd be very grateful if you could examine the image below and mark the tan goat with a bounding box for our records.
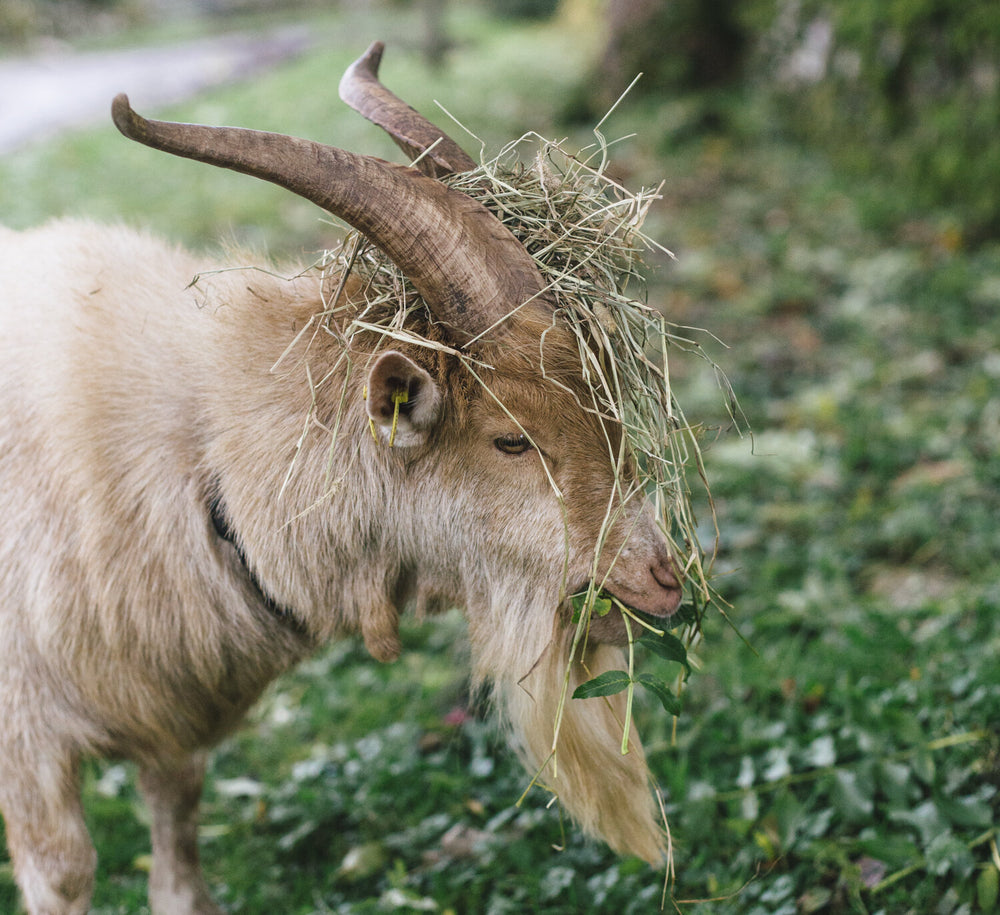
[0,42,682,914]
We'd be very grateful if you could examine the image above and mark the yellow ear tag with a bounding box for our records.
[388,388,409,447]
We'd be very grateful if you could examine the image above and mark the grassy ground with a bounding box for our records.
[1,4,998,914]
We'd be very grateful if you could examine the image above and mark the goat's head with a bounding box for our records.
[112,41,684,862]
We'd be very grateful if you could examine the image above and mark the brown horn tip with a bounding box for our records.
[353,40,386,77]
[112,93,143,139]
[339,41,477,178]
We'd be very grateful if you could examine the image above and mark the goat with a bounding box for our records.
[0,42,682,914]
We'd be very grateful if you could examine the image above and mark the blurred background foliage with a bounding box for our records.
[571,0,1000,244]
[3,0,999,243]
[1,1,998,913]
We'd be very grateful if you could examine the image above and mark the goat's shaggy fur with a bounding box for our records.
[0,216,680,913]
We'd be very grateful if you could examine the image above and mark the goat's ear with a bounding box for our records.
[365,351,441,448]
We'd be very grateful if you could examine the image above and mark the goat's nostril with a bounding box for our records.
[651,561,680,591]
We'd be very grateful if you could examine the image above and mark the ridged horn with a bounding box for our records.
[111,94,545,345]
[339,41,477,179]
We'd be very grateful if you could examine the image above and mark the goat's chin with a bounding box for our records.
[583,608,631,645]
[561,593,680,646]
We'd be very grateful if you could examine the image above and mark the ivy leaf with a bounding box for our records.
[637,674,682,716]
[977,865,999,913]
[570,591,614,623]
[572,670,632,700]
[639,631,690,672]
[592,595,614,617]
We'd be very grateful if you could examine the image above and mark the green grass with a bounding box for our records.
[1,4,998,913]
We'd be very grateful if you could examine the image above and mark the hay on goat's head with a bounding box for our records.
[312,133,728,628]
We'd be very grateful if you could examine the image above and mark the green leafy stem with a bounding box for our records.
[570,592,692,753]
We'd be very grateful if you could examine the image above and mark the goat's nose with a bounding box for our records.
[650,537,682,589]
[652,558,680,591]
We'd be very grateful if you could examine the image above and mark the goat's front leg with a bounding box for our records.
[0,746,96,915]
[138,753,222,915]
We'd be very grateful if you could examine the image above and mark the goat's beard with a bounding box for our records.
[467,585,666,864]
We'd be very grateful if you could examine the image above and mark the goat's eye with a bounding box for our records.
[494,433,531,455]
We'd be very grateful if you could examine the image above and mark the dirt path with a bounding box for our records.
[0,25,312,153]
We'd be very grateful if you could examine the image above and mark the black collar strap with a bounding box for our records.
[209,494,309,637]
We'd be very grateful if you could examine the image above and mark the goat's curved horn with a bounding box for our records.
[339,41,477,179]
[112,95,545,345]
